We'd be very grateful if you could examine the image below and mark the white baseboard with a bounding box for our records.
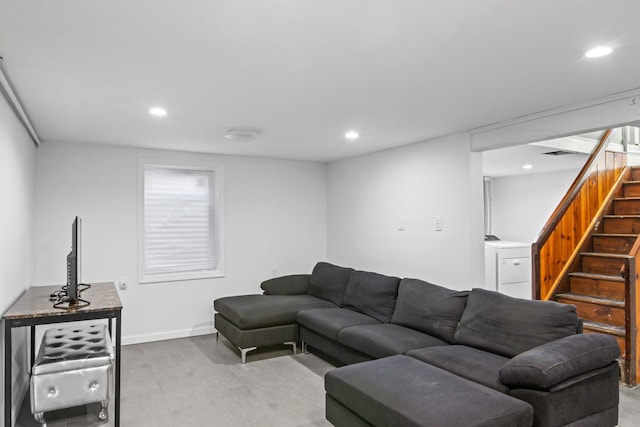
[122,325,216,346]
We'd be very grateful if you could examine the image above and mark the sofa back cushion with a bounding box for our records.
[391,279,469,343]
[308,262,354,306]
[454,288,579,357]
[343,270,400,322]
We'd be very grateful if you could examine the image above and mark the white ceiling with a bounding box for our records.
[2,1,640,162]
[482,131,604,177]
[482,144,591,177]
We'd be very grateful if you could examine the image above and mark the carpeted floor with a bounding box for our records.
[14,334,640,426]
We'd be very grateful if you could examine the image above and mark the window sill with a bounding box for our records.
[139,270,224,284]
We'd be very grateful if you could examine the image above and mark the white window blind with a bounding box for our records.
[142,164,222,281]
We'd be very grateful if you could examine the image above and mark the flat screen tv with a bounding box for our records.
[66,216,82,301]
[53,216,90,309]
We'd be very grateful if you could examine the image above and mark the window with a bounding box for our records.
[139,162,224,283]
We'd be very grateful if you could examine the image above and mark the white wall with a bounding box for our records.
[489,169,577,243]
[34,142,327,344]
[0,94,35,424]
[327,133,485,291]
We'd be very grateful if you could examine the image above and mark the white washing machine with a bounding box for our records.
[484,240,532,299]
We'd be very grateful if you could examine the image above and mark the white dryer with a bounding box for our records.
[484,240,532,299]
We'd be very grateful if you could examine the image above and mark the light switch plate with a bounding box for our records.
[435,216,442,231]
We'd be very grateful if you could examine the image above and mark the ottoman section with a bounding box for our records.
[214,294,335,363]
[30,324,114,425]
[325,355,533,427]
[215,294,336,329]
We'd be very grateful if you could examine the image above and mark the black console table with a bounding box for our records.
[3,282,122,426]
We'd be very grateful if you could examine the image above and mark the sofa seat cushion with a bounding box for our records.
[308,262,354,306]
[454,288,579,358]
[214,294,335,329]
[325,355,533,427]
[343,270,400,322]
[406,345,511,393]
[391,278,468,343]
[296,308,380,341]
[337,323,448,359]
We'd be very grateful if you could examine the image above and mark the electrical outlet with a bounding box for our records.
[119,277,128,290]
[435,216,443,231]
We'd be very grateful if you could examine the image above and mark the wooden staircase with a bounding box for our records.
[554,168,640,372]
[532,129,640,386]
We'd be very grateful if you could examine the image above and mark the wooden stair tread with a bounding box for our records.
[580,252,633,259]
[614,197,640,201]
[603,215,640,218]
[568,272,625,282]
[592,233,639,237]
[582,320,626,336]
[557,293,625,307]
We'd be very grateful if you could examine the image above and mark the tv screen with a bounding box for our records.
[53,216,90,309]
[66,216,82,301]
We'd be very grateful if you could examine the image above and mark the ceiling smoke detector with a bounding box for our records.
[224,128,261,141]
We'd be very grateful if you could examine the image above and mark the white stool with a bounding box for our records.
[30,324,114,426]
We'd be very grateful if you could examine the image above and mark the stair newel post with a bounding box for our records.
[629,252,639,385]
[623,235,640,386]
[622,258,632,384]
[532,242,541,300]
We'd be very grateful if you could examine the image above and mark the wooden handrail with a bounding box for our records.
[621,232,640,280]
[628,231,640,257]
[536,129,612,246]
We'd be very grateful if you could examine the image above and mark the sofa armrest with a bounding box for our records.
[499,334,620,389]
[260,274,311,295]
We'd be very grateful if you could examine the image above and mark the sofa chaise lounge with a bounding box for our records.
[213,262,620,426]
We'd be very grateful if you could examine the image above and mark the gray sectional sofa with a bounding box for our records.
[213,262,621,427]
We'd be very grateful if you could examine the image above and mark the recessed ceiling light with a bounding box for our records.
[523,164,533,170]
[149,107,167,117]
[224,128,261,141]
[345,131,359,140]
[584,46,613,58]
